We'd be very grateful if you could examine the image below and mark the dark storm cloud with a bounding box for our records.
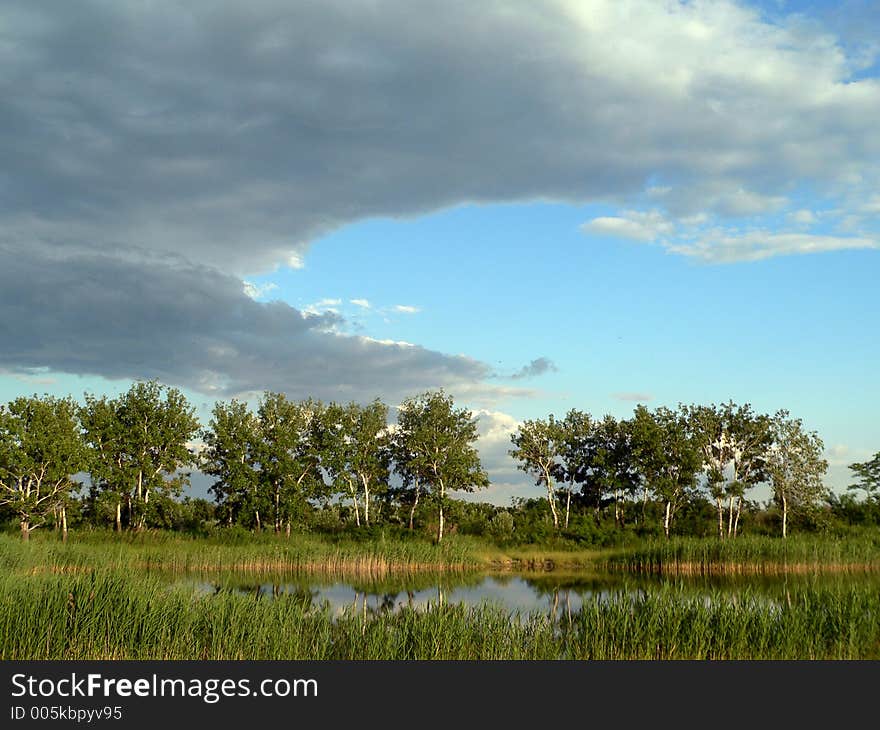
[0,242,493,403]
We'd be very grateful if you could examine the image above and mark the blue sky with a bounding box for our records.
[1,0,878,503]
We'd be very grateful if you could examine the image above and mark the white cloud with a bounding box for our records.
[304,298,343,314]
[668,231,877,263]
[787,209,818,225]
[826,444,875,468]
[358,335,416,348]
[393,305,421,314]
[350,298,371,309]
[582,210,673,242]
[582,207,878,263]
[242,281,279,300]
[286,253,306,270]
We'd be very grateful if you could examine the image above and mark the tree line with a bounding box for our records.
[0,383,485,542]
[510,402,829,539]
[1,381,878,542]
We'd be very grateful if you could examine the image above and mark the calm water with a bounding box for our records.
[175,570,880,617]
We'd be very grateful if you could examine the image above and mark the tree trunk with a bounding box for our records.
[641,486,649,524]
[352,494,361,526]
[274,487,281,534]
[564,486,571,529]
[663,501,672,539]
[20,519,29,541]
[362,475,371,526]
[138,487,150,531]
[716,496,724,540]
[727,495,735,538]
[285,519,291,539]
[544,469,559,529]
[254,509,262,532]
[437,502,444,543]
[115,501,122,532]
[782,493,788,539]
[733,497,742,538]
[61,505,68,542]
[408,482,420,531]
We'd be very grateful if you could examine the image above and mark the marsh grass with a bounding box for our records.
[605,533,880,574]
[0,530,482,577]
[2,569,879,660]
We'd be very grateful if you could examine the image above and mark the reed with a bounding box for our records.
[603,533,880,574]
[2,569,878,660]
[0,530,481,577]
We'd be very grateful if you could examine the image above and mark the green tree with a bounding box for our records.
[81,381,199,531]
[766,410,828,538]
[586,414,639,528]
[688,402,773,539]
[0,395,86,540]
[848,452,880,501]
[253,393,325,535]
[396,391,488,542]
[201,399,260,528]
[347,399,391,526]
[630,405,702,539]
[553,409,593,529]
[319,402,363,526]
[510,415,565,530]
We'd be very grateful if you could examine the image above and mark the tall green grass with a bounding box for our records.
[605,533,880,574]
[2,570,878,659]
[0,529,481,576]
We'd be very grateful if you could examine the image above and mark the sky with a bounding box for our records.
[1,0,878,505]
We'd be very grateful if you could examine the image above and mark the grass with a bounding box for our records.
[6,527,880,577]
[603,532,880,574]
[2,569,878,659]
[0,528,610,576]
[0,529,482,576]
[4,530,880,660]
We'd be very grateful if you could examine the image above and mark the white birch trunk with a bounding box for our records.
[408,481,420,531]
[361,475,371,526]
[544,467,559,529]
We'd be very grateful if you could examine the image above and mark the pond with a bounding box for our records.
[174,569,880,618]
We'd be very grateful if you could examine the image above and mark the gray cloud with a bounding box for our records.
[5,0,879,274]
[0,241,507,404]
[509,357,559,380]
[3,0,880,399]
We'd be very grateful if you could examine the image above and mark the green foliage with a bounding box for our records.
[630,405,702,537]
[395,391,488,542]
[201,399,259,527]
[765,410,828,537]
[0,394,86,537]
[80,381,199,531]
[849,452,880,499]
[510,415,566,528]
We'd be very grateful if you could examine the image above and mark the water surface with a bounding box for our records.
[174,569,880,617]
